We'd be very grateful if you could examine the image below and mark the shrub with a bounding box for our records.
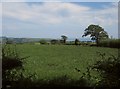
[2,45,23,71]
[2,44,30,88]
[39,39,47,44]
[75,52,120,88]
[92,52,120,87]
[50,39,59,45]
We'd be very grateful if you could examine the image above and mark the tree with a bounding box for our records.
[75,39,79,45]
[82,24,109,46]
[61,35,68,44]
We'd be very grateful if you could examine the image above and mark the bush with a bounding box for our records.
[50,39,59,45]
[2,45,24,71]
[92,52,120,87]
[39,39,47,44]
[2,44,30,88]
[75,52,120,88]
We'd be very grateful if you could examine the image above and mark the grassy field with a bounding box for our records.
[9,44,118,81]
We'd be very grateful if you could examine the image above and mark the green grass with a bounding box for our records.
[12,44,118,80]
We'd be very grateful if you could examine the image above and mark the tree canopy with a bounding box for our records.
[61,35,68,44]
[82,24,109,46]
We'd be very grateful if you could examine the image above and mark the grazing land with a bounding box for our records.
[10,44,118,80]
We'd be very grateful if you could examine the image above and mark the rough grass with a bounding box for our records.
[9,44,118,81]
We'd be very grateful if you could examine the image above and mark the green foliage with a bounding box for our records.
[92,52,120,87]
[75,39,79,45]
[61,35,68,44]
[39,39,47,44]
[2,44,31,88]
[99,39,120,48]
[2,45,23,71]
[50,39,59,44]
[3,74,91,88]
[82,24,109,46]
[75,52,120,88]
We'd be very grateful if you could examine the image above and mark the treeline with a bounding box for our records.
[2,37,120,48]
[39,38,93,46]
[1,37,52,44]
[39,38,120,48]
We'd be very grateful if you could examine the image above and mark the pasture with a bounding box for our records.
[12,44,118,80]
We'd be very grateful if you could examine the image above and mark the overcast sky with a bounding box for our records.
[1,0,118,39]
[1,0,119,2]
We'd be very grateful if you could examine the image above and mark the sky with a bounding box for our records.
[1,0,119,39]
[1,0,119,2]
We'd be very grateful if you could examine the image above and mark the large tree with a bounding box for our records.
[82,24,109,46]
[61,35,68,44]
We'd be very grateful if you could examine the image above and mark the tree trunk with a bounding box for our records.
[63,39,66,44]
[96,33,100,47]
[96,37,99,47]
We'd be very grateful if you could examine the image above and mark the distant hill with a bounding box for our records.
[0,36,92,44]
[0,37,52,44]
